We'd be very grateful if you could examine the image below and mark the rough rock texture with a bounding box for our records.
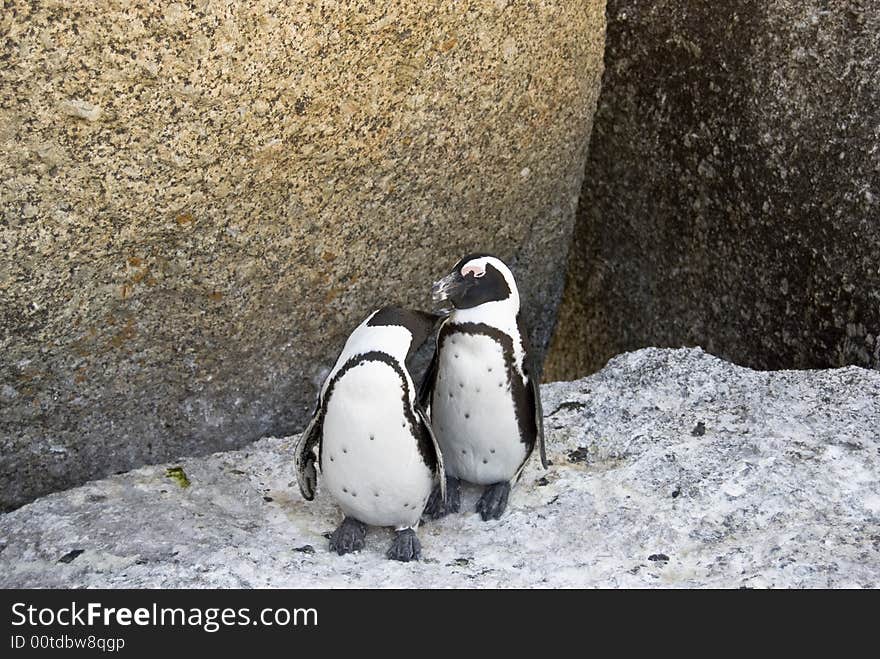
[547,0,880,380]
[2,347,878,588]
[0,1,606,509]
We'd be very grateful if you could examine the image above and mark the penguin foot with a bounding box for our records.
[423,475,461,519]
[386,528,421,562]
[476,481,510,521]
[328,516,367,555]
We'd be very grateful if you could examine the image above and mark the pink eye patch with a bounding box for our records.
[461,264,486,278]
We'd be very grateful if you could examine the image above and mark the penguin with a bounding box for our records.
[420,254,546,521]
[295,306,446,561]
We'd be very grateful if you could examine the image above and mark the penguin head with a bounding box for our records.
[365,306,441,359]
[431,253,519,312]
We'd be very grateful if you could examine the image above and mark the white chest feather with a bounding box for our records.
[321,360,433,529]
[431,332,526,484]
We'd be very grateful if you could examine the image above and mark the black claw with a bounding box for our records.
[387,528,421,562]
[476,481,510,521]
[328,516,367,555]
[423,476,461,520]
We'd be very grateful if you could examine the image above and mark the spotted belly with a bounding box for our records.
[431,332,526,485]
[321,360,433,529]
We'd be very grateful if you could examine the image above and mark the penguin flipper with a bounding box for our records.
[528,357,547,469]
[416,405,446,504]
[294,406,323,501]
[417,336,440,414]
[513,320,547,483]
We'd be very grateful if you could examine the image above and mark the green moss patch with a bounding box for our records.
[164,466,191,489]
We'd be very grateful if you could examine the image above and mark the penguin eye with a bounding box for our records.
[473,270,485,278]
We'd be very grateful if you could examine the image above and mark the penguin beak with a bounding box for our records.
[431,271,470,311]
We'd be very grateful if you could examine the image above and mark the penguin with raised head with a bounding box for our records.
[295,306,445,561]
[420,254,546,521]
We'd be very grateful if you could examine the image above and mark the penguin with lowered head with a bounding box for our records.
[295,306,445,561]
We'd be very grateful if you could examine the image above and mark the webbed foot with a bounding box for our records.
[386,528,421,562]
[423,475,461,519]
[328,516,366,555]
[476,481,510,521]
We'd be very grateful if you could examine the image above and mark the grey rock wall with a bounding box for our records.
[547,0,880,380]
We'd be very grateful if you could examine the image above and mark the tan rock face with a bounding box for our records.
[0,1,606,508]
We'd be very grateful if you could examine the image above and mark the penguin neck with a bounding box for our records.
[323,323,415,403]
[345,324,412,365]
[447,297,526,377]
[448,296,519,335]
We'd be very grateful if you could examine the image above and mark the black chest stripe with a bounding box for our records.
[435,322,537,450]
[319,351,437,472]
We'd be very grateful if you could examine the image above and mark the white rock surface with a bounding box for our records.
[1,348,878,588]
